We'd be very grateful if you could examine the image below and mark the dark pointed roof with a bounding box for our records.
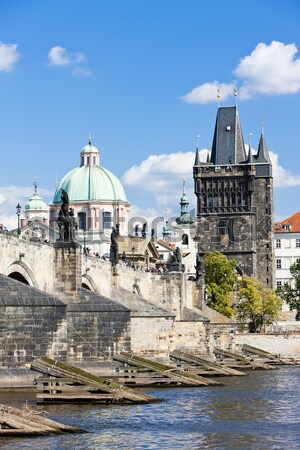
[247,145,254,164]
[194,147,200,166]
[255,132,271,164]
[210,106,246,165]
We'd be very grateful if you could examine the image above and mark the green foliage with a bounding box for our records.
[204,252,237,318]
[277,261,300,320]
[236,276,283,332]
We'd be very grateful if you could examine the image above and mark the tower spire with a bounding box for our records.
[88,132,92,146]
[247,133,254,164]
[256,117,271,164]
[194,135,200,166]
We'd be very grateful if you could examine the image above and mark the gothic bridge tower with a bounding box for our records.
[193,106,274,288]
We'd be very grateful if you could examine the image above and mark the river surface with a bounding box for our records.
[0,366,299,450]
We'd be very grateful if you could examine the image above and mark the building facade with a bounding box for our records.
[194,106,274,288]
[274,212,300,291]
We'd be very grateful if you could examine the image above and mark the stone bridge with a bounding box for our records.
[0,231,235,379]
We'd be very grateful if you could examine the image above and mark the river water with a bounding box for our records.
[0,366,299,450]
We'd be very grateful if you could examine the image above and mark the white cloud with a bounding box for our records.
[72,66,92,77]
[183,81,235,104]
[123,148,300,221]
[0,185,52,230]
[235,41,300,99]
[0,42,20,72]
[123,150,209,217]
[269,151,300,187]
[183,41,300,102]
[48,46,86,66]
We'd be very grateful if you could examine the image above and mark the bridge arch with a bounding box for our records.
[6,261,38,288]
[82,274,98,292]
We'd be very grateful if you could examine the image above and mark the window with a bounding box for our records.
[78,212,86,230]
[87,156,90,165]
[276,259,282,269]
[93,156,96,165]
[296,238,300,248]
[182,234,189,245]
[103,211,111,229]
[276,239,281,248]
[296,258,300,265]
[276,281,282,289]
[213,193,218,207]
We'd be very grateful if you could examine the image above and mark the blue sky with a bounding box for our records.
[1,0,300,229]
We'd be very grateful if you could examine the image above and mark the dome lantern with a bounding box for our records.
[80,134,100,167]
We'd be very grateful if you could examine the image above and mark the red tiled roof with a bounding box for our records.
[274,211,300,233]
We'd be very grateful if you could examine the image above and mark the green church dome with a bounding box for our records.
[53,137,128,204]
[53,165,127,204]
[25,193,48,211]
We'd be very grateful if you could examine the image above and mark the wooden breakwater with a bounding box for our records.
[113,352,221,386]
[0,403,85,436]
[31,356,160,405]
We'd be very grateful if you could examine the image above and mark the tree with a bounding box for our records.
[277,261,300,320]
[204,252,237,318]
[236,275,283,332]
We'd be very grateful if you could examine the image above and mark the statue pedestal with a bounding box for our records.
[53,241,82,296]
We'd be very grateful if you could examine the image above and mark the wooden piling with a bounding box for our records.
[31,356,160,404]
[113,352,220,386]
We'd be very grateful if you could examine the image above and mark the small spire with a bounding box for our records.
[194,147,200,166]
[206,151,210,163]
[194,135,200,166]
[247,134,253,164]
[182,178,186,195]
[88,132,92,146]
[217,88,221,107]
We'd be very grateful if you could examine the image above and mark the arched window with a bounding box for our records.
[231,192,235,206]
[103,211,111,229]
[93,156,96,165]
[87,156,90,165]
[78,212,86,230]
[182,234,189,245]
[213,193,218,207]
[237,193,241,206]
[207,194,212,207]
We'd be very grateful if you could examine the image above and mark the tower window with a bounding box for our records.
[78,212,86,230]
[93,156,96,165]
[182,234,189,245]
[87,156,90,165]
[103,211,111,229]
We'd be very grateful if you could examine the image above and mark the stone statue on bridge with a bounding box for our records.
[56,189,77,241]
[110,227,119,266]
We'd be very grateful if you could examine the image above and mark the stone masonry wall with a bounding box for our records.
[0,305,67,367]
[67,309,131,362]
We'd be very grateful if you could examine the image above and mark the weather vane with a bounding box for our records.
[217,88,221,107]
[33,176,38,194]
[234,87,238,106]
[248,132,253,150]
[261,115,265,133]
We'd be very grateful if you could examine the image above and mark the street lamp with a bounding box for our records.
[131,246,135,270]
[83,228,86,255]
[16,203,21,236]
[145,249,149,271]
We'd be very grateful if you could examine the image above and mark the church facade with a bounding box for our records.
[194,106,274,288]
